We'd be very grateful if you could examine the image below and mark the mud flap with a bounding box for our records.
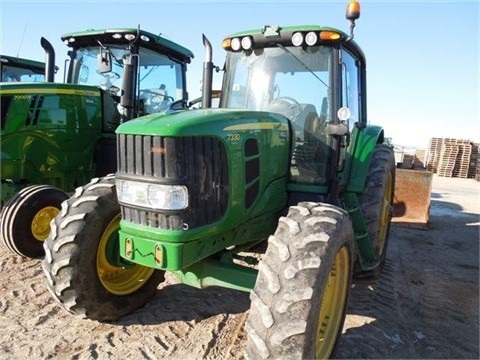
[392,169,433,229]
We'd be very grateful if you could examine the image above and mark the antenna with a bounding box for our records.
[17,23,28,58]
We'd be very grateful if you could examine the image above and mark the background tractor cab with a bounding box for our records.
[61,28,192,119]
[0,27,193,258]
[0,54,57,82]
[43,2,395,359]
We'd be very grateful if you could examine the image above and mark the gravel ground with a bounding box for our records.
[0,174,478,359]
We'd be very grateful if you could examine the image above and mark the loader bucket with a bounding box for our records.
[392,169,433,229]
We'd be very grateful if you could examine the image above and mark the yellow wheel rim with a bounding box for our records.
[96,214,155,295]
[378,172,393,252]
[31,206,59,241]
[315,246,350,359]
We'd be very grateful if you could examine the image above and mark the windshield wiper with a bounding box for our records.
[276,44,328,89]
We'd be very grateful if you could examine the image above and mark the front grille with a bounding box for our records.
[117,134,229,230]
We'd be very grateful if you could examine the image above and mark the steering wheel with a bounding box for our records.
[140,89,175,113]
[139,89,174,101]
[140,89,174,104]
[268,96,302,120]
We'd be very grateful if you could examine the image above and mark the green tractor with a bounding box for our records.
[0,28,193,258]
[42,2,395,358]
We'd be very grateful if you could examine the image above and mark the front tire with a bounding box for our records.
[0,185,68,258]
[42,175,164,321]
[245,202,354,359]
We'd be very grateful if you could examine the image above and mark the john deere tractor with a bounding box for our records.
[0,28,193,258]
[42,2,395,358]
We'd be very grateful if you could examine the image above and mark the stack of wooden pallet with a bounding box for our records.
[426,137,479,179]
[437,139,459,177]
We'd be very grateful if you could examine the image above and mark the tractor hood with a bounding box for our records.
[115,108,290,137]
[0,81,100,96]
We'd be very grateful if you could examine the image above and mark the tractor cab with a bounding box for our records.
[0,55,52,82]
[218,24,366,194]
[62,28,194,120]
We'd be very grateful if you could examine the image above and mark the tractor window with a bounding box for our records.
[341,50,360,132]
[138,50,186,114]
[1,64,45,82]
[70,46,186,116]
[222,45,333,185]
[223,46,332,115]
[73,46,126,91]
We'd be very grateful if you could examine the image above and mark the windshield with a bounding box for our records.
[222,45,334,185]
[223,46,333,118]
[1,64,45,82]
[73,45,186,114]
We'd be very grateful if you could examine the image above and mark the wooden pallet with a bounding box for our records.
[428,138,477,179]
[426,137,442,172]
[437,141,458,178]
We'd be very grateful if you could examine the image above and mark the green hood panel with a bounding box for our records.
[116,108,290,137]
[0,82,100,95]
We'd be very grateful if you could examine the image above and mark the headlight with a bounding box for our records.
[305,31,318,46]
[292,32,304,46]
[116,180,188,210]
[231,37,241,51]
[241,36,253,50]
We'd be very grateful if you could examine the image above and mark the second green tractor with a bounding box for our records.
[1,28,193,258]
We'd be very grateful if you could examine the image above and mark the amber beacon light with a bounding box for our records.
[346,1,361,40]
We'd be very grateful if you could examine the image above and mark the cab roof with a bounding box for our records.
[224,24,365,64]
[61,27,194,63]
[1,55,46,71]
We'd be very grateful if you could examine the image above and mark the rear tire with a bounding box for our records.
[358,144,395,277]
[245,202,354,359]
[0,185,68,258]
[42,175,164,321]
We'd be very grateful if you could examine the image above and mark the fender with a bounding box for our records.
[345,124,385,193]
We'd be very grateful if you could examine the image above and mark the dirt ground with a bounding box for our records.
[0,175,478,360]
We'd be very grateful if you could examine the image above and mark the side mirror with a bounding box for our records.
[97,51,112,74]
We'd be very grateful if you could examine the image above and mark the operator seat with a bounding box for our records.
[303,97,328,140]
[301,103,320,142]
[295,101,328,181]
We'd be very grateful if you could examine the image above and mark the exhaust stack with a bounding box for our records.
[201,34,213,109]
[40,37,55,82]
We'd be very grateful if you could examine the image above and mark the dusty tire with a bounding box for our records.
[245,202,354,359]
[0,185,68,258]
[42,175,164,321]
[358,144,395,277]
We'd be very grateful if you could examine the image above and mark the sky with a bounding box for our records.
[1,0,479,149]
